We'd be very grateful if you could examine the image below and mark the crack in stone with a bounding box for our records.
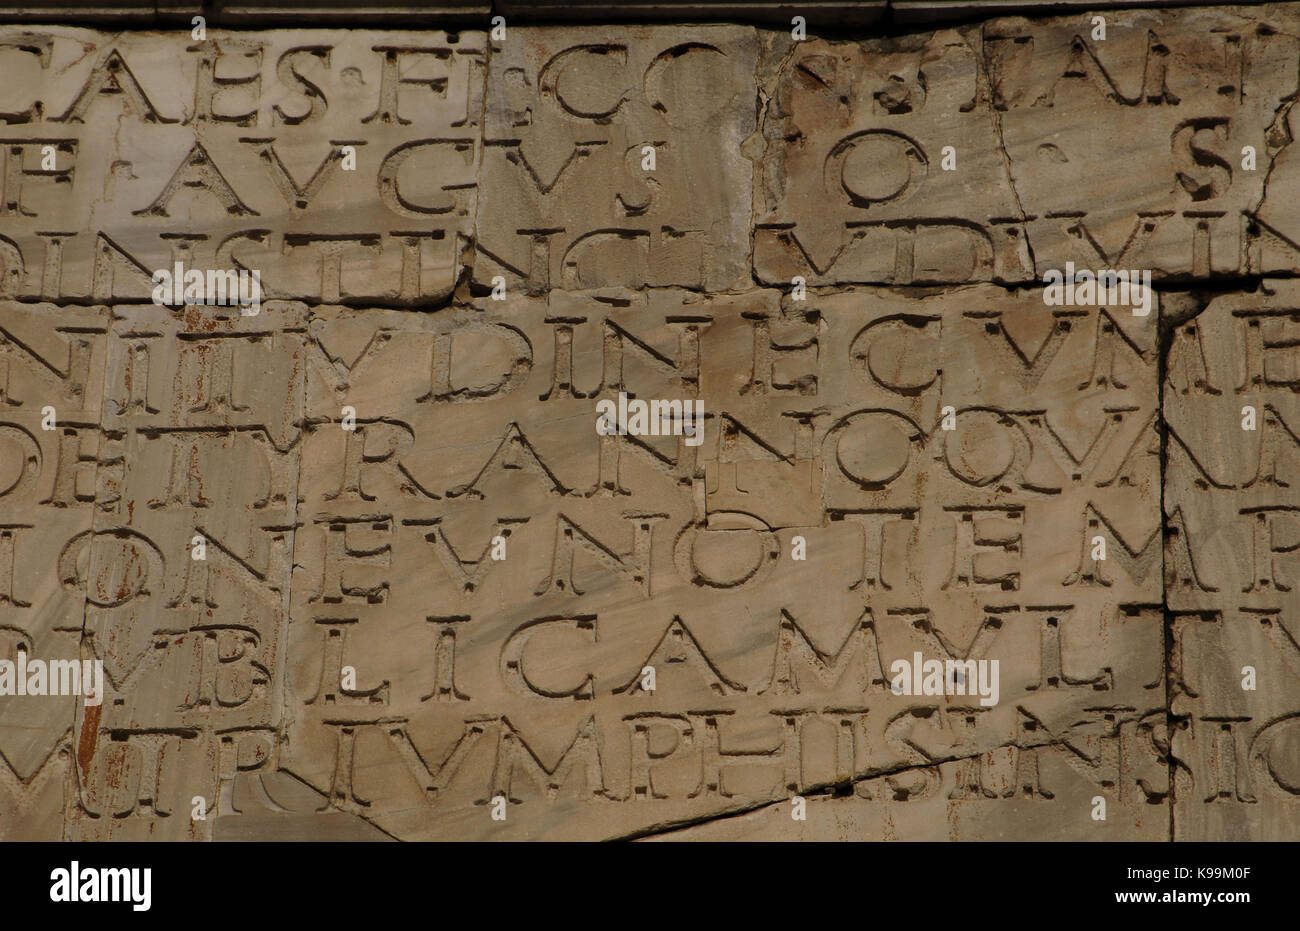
[977,23,1038,278]
[608,741,1079,842]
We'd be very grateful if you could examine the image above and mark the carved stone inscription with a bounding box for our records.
[0,27,483,307]
[1164,281,1300,842]
[0,11,1296,842]
[755,7,1300,285]
[474,26,758,293]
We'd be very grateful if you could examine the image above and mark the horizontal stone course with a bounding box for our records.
[0,2,1278,27]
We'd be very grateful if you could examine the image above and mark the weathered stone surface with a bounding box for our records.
[496,2,886,24]
[1164,281,1300,842]
[64,301,305,840]
[265,284,1166,841]
[0,2,490,26]
[754,29,1031,287]
[0,9,1295,843]
[2,1,1273,28]
[0,3,158,24]
[0,27,484,306]
[0,302,108,840]
[992,7,1298,281]
[474,26,758,293]
[755,6,1300,286]
[213,1,491,26]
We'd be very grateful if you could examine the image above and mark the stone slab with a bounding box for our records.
[0,26,484,307]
